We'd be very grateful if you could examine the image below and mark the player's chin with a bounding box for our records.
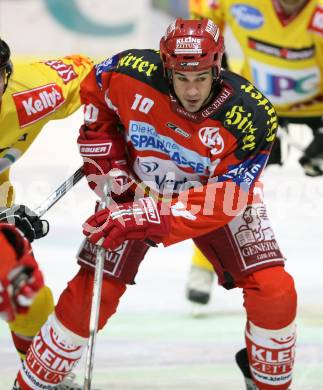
[183,100,202,113]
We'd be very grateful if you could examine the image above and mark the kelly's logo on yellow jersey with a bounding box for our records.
[12,84,65,128]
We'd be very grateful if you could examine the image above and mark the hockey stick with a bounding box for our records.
[34,167,84,217]
[83,181,111,390]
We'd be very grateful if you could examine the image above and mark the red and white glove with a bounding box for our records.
[78,128,136,202]
[0,224,44,322]
[83,197,170,250]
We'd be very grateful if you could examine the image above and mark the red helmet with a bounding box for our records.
[160,18,224,78]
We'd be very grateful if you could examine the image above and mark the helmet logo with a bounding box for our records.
[205,20,220,41]
[175,37,202,54]
[199,127,224,155]
[179,62,199,67]
[165,21,176,37]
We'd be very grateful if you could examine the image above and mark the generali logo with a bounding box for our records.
[13,84,65,128]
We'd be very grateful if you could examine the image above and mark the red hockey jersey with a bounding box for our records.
[79,49,277,246]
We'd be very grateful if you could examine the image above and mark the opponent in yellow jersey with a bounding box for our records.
[188,0,323,308]
[191,0,323,117]
[190,0,323,174]
[0,51,93,205]
[0,38,93,365]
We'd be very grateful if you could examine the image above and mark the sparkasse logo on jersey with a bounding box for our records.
[13,84,65,128]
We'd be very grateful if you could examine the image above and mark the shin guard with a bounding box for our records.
[245,320,296,390]
[17,314,87,389]
[11,331,33,360]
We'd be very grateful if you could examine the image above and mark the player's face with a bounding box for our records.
[172,69,213,113]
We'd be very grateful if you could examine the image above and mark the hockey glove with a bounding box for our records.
[0,205,49,242]
[78,129,135,202]
[83,197,170,250]
[0,224,44,322]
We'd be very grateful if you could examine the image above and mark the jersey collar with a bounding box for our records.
[272,0,309,26]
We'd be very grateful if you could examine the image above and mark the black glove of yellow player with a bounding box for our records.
[0,205,49,242]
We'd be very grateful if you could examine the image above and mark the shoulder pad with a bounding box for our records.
[40,55,92,84]
[95,53,121,89]
[114,49,161,80]
[62,55,93,67]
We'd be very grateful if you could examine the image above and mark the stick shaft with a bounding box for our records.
[34,167,84,217]
[83,242,105,390]
[83,183,111,390]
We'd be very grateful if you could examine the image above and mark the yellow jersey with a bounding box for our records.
[0,54,93,205]
[190,0,323,117]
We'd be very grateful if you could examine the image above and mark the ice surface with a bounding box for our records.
[0,110,322,390]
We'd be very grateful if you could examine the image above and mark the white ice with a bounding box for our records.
[0,110,322,390]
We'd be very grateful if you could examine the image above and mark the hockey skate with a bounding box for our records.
[235,348,292,390]
[299,155,323,177]
[235,348,259,390]
[186,265,214,316]
[12,372,86,390]
[55,373,83,390]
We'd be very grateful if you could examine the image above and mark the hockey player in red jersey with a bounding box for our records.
[15,19,297,390]
[0,223,44,323]
[186,0,323,364]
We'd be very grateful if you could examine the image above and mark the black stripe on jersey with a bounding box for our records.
[114,49,169,95]
[213,70,278,161]
[248,37,315,60]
